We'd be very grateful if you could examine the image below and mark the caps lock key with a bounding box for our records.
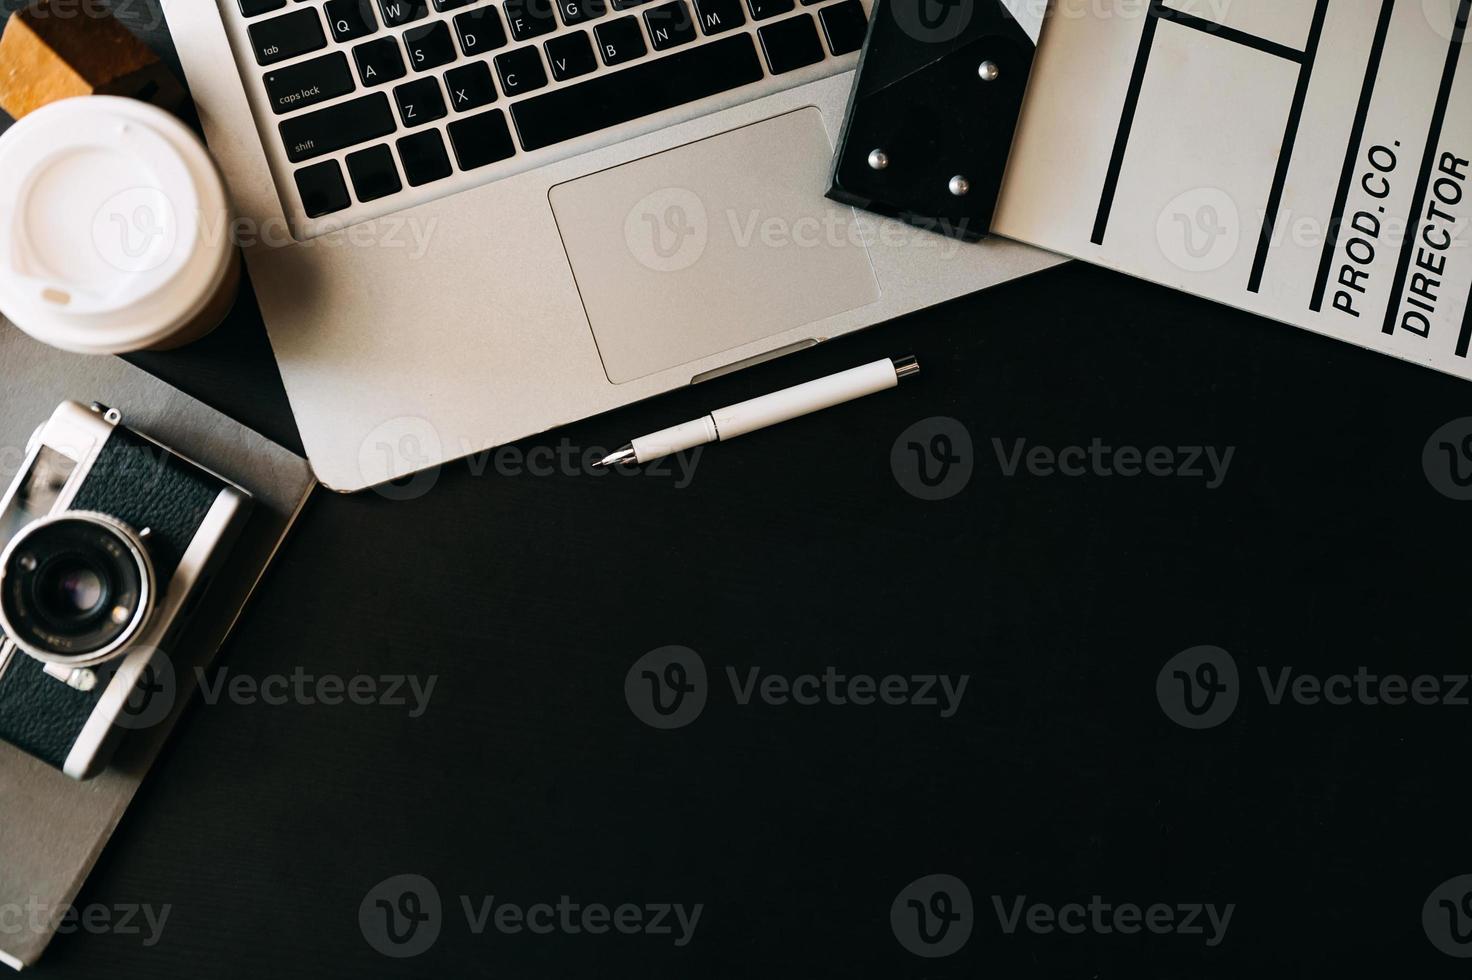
[264,53,356,115]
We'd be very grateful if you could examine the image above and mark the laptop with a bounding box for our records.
[165,0,1058,491]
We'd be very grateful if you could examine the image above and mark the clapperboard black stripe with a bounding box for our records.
[1249,0,1330,294]
[1381,0,1471,336]
[1311,0,1397,313]
[1092,0,1323,269]
[1458,281,1472,356]
[1091,1,1162,246]
[1155,4,1306,62]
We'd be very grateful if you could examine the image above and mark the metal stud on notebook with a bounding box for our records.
[979,60,1000,81]
[949,176,971,197]
[868,149,890,171]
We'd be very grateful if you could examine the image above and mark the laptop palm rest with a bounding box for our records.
[549,107,882,385]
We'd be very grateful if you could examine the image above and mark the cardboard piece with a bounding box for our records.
[0,322,314,969]
[0,0,182,119]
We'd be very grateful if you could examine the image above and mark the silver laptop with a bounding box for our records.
[165,0,1056,491]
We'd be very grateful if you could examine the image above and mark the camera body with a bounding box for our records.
[0,402,251,779]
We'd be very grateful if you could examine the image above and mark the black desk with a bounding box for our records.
[7,5,1472,977]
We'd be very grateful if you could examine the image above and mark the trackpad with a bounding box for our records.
[550,108,881,384]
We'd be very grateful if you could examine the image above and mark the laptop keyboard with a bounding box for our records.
[226,0,870,233]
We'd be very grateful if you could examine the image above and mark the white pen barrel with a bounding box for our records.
[632,416,719,463]
[712,358,900,440]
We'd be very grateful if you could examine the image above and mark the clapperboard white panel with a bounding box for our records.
[995,0,1472,381]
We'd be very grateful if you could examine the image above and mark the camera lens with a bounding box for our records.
[0,513,154,665]
[39,560,107,619]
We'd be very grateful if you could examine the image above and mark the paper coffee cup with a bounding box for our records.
[0,96,238,355]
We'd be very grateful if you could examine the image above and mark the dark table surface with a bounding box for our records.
[7,4,1472,978]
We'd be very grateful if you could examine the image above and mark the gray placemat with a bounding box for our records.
[0,322,314,969]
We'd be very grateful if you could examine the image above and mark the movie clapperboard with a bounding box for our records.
[836,0,1472,381]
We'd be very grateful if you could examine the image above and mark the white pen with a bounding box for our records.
[594,355,920,467]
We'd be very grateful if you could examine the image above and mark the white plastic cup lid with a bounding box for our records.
[0,96,234,354]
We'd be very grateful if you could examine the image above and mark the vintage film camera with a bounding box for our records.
[0,402,251,779]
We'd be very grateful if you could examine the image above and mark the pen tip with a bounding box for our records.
[595,446,637,468]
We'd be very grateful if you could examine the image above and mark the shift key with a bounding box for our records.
[264,53,355,115]
[280,92,396,162]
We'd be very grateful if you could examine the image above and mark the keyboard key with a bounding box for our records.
[494,46,547,95]
[377,0,427,27]
[239,0,285,17]
[447,109,516,169]
[504,0,558,41]
[819,0,865,54]
[610,0,648,8]
[294,160,351,216]
[512,33,762,151]
[346,144,403,201]
[556,0,605,26]
[433,0,474,9]
[594,16,645,66]
[746,0,791,18]
[393,76,447,125]
[454,7,509,55]
[280,92,396,161]
[545,31,597,80]
[354,35,407,84]
[444,61,498,110]
[758,13,822,73]
[264,52,355,115]
[404,20,457,69]
[692,0,743,34]
[644,1,695,50]
[249,8,327,65]
[397,129,454,185]
[324,0,377,42]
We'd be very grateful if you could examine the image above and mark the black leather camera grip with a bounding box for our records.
[828,0,1036,241]
[0,655,116,770]
[70,427,224,578]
